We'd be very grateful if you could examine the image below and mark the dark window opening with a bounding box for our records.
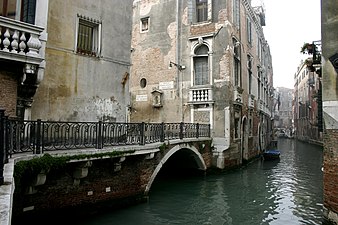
[196,0,207,22]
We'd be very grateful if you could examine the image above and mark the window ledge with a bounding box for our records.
[191,21,212,27]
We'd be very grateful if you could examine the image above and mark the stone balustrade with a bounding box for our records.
[189,87,213,103]
[0,16,44,64]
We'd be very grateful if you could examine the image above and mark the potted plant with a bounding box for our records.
[301,43,315,54]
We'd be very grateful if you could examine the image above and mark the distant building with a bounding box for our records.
[293,57,322,143]
[130,0,274,168]
[275,87,293,129]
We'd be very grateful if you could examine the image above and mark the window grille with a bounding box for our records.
[76,16,101,57]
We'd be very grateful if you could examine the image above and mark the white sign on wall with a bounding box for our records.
[159,81,174,90]
[136,95,148,102]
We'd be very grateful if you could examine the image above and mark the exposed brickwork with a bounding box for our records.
[12,155,158,224]
[190,23,216,36]
[323,129,338,215]
[0,71,17,117]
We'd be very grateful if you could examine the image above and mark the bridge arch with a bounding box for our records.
[144,144,207,194]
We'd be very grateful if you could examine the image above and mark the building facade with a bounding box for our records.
[322,0,338,223]
[274,87,293,131]
[0,0,49,119]
[30,0,133,122]
[293,57,322,143]
[130,0,274,168]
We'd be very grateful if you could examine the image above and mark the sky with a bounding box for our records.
[254,0,322,89]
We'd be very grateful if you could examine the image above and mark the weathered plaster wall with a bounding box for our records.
[31,0,133,122]
[130,0,272,168]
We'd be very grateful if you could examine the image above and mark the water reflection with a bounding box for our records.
[75,139,324,225]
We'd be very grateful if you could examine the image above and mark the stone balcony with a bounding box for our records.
[233,86,243,105]
[258,99,264,111]
[0,16,44,66]
[189,86,214,104]
[248,94,255,108]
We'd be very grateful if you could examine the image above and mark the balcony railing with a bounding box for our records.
[189,86,213,103]
[0,16,44,65]
[258,99,264,111]
[233,87,243,104]
[248,94,255,108]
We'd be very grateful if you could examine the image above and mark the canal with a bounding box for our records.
[74,138,324,225]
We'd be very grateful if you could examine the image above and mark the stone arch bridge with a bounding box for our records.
[0,114,214,224]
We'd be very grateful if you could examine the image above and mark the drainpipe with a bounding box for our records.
[176,0,184,122]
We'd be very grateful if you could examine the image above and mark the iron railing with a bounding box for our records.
[0,108,211,183]
[4,120,210,153]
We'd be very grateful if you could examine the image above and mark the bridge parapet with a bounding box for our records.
[0,108,210,184]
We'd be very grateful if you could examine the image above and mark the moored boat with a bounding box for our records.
[262,139,280,160]
[263,149,281,160]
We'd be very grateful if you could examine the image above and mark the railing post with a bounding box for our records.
[208,124,211,137]
[0,109,5,184]
[4,116,9,162]
[179,122,184,139]
[35,119,42,154]
[140,122,145,145]
[196,123,199,138]
[160,122,165,142]
[97,120,103,149]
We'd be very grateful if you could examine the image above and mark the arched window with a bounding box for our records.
[193,45,209,85]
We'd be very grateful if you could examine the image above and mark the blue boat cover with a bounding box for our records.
[265,150,280,155]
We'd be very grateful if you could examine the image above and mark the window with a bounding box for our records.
[188,0,211,24]
[193,45,209,85]
[140,17,149,32]
[76,16,101,57]
[257,67,261,100]
[247,55,252,94]
[22,0,36,24]
[1,0,17,19]
[196,0,208,22]
[0,0,36,24]
[257,39,262,61]
[233,38,241,87]
[140,78,147,88]
[247,17,252,45]
[233,0,240,28]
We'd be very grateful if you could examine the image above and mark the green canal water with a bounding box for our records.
[75,138,324,225]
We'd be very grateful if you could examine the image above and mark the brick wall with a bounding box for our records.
[323,129,338,215]
[0,71,17,117]
[12,155,157,224]
[190,23,216,36]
